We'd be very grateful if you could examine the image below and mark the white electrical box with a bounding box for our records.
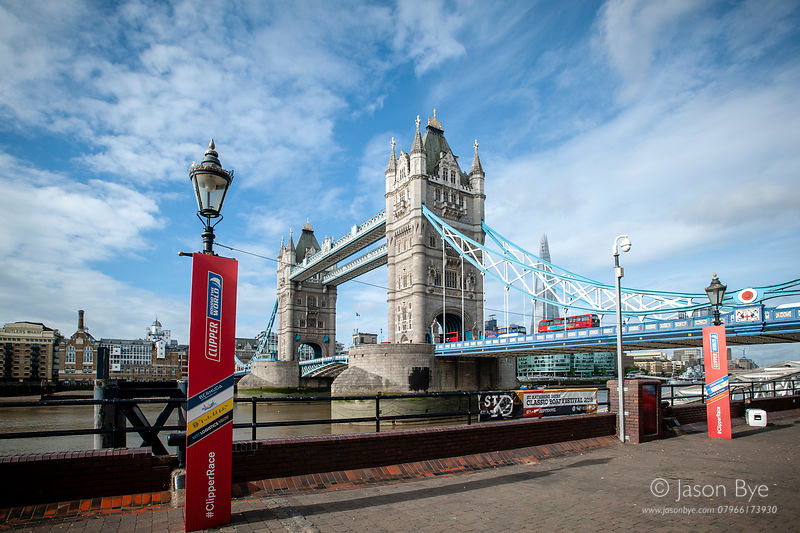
[745,408,767,427]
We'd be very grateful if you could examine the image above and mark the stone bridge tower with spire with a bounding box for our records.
[334,111,517,394]
[384,110,486,344]
[276,221,338,362]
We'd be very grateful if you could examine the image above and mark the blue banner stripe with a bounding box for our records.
[705,375,730,398]
[188,374,235,412]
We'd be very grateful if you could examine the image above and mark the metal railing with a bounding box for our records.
[2,380,795,455]
[661,379,799,406]
[0,388,612,453]
[0,397,185,451]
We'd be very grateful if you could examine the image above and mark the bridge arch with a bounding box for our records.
[297,342,322,361]
[429,309,475,343]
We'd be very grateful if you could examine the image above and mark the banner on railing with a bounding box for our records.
[703,325,731,440]
[479,388,598,419]
[185,253,238,532]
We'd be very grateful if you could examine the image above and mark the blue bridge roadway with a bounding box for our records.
[286,305,800,378]
[434,305,800,357]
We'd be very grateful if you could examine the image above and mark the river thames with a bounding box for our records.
[0,391,341,456]
[0,386,617,456]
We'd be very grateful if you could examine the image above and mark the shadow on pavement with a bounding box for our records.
[234,455,614,521]
[734,422,792,439]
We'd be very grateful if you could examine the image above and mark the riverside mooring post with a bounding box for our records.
[93,346,124,449]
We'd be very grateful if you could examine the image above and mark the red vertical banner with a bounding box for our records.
[185,254,237,532]
[702,325,732,439]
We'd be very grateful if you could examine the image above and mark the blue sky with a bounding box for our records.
[1,0,798,366]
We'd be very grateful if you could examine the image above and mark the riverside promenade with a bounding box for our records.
[2,409,799,533]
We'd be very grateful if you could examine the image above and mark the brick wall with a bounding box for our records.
[232,413,616,483]
[666,403,707,424]
[0,448,176,507]
[0,414,616,507]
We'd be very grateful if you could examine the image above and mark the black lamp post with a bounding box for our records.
[705,273,727,326]
[189,140,234,254]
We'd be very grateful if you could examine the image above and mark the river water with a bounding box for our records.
[0,391,474,456]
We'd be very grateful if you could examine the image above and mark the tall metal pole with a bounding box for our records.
[481,271,485,339]
[202,218,216,255]
[504,262,509,333]
[460,254,465,341]
[614,248,625,443]
[442,236,446,342]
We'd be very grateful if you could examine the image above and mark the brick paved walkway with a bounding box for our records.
[2,410,799,532]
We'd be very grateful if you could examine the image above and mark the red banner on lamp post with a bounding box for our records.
[185,253,237,532]
[702,325,732,439]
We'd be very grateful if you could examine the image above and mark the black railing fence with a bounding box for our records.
[661,379,799,406]
[1,380,796,455]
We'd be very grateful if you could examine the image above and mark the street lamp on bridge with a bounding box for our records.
[613,234,631,443]
[189,139,234,255]
[705,274,727,326]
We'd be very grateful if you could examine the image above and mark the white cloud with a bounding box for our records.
[597,0,703,99]
[391,0,468,75]
[0,152,177,339]
[488,70,800,289]
[0,0,396,192]
[0,156,161,263]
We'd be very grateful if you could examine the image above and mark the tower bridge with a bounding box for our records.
[239,111,800,393]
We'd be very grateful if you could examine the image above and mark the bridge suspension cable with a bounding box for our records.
[422,205,800,319]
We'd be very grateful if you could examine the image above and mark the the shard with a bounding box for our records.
[531,234,560,332]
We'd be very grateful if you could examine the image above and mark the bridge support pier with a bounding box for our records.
[332,344,519,394]
[239,361,300,390]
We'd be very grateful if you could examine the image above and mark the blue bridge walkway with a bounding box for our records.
[435,305,800,357]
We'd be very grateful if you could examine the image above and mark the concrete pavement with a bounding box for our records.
[2,409,799,532]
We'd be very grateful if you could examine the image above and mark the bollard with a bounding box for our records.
[93,379,107,450]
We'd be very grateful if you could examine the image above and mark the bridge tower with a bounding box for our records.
[385,111,485,344]
[276,221,338,361]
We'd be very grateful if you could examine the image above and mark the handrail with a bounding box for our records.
[1,381,795,448]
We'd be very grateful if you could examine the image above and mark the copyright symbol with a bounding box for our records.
[650,478,670,498]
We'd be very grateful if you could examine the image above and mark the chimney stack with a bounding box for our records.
[78,310,85,330]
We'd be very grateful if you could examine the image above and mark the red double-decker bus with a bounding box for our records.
[538,314,600,333]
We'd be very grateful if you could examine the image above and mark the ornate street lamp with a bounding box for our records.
[705,274,727,326]
[189,140,234,254]
[613,234,631,443]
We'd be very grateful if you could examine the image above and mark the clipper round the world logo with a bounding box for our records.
[205,272,223,362]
